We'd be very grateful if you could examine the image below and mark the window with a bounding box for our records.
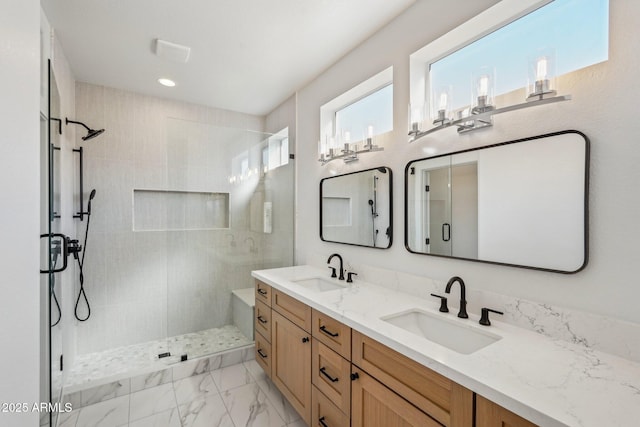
[320,67,393,150]
[335,84,393,141]
[429,0,608,111]
[262,128,289,172]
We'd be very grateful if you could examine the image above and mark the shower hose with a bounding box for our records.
[74,211,92,321]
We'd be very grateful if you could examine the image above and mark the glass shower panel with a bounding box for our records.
[41,64,64,427]
[161,119,294,363]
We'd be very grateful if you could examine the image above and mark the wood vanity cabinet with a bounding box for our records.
[254,282,272,376]
[254,283,535,427]
[352,330,473,427]
[270,289,312,425]
[476,395,538,427]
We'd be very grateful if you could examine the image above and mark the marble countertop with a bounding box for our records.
[252,265,640,427]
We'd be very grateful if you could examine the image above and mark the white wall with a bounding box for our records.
[294,0,640,324]
[0,0,41,425]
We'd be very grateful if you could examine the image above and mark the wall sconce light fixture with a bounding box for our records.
[409,51,570,141]
[318,125,383,165]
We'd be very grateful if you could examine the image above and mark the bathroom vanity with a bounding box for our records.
[252,265,640,427]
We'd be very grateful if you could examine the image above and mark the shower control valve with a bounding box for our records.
[67,238,82,259]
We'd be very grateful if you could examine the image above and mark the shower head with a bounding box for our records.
[368,200,374,206]
[87,189,97,214]
[84,128,105,141]
[65,118,105,141]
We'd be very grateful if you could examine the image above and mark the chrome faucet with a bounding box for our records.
[445,276,468,319]
[327,253,345,280]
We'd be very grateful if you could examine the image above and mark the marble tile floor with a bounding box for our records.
[65,325,253,391]
[57,359,308,427]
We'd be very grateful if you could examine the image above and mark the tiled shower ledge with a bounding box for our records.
[62,325,253,409]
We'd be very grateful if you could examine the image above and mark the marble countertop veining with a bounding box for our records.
[252,265,640,427]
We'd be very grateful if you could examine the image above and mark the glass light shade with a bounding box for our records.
[364,124,376,148]
[318,138,328,159]
[471,66,495,114]
[527,48,557,100]
[408,103,425,132]
[431,86,452,124]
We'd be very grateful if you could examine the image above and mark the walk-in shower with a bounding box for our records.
[47,85,295,415]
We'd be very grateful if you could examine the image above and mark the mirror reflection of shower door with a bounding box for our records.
[423,166,452,256]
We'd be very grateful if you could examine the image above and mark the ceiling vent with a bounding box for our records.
[154,39,191,63]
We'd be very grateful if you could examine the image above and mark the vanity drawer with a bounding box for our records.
[272,289,311,332]
[312,309,351,359]
[352,331,473,427]
[255,280,272,307]
[312,339,351,416]
[255,300,271,341]
[312,385,350,427]
[255,330,272,377]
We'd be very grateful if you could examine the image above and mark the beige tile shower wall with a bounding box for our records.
[74,82,266,354]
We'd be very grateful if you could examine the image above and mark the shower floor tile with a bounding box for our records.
[65,325,252,391]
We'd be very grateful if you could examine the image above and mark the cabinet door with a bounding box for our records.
[476,395,538,427]
[352,331,472,427]
[351,367,441,427]
[272,310,312,425]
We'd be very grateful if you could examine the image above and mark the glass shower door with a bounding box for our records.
[161,119,295,363]
[40,62,64,427]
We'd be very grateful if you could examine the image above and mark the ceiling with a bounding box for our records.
[42,0,416,116]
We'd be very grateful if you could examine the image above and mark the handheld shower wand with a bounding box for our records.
[75,189,96,321]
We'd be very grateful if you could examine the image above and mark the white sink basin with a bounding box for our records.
[292,277,347,292]
[382,309,501,354]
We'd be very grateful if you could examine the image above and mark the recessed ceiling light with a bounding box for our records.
[158,78,176,87]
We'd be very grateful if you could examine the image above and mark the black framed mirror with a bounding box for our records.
[405,130,589,273]
[320,167,393,248]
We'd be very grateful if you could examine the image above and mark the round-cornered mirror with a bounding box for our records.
[321,167,393,249]
[405,130,589,273]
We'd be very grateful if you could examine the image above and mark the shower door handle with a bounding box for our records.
[442,223,451,242]
[40,233,69,274]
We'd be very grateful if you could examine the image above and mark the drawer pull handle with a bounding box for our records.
[302,337,310,343]
[319,416,329,427]
[257,349,268,359]
[319,367,339,383]
[350,372,359,381]
[257,288,268,295]
[257,316,268,324]
[319,325,339,337]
